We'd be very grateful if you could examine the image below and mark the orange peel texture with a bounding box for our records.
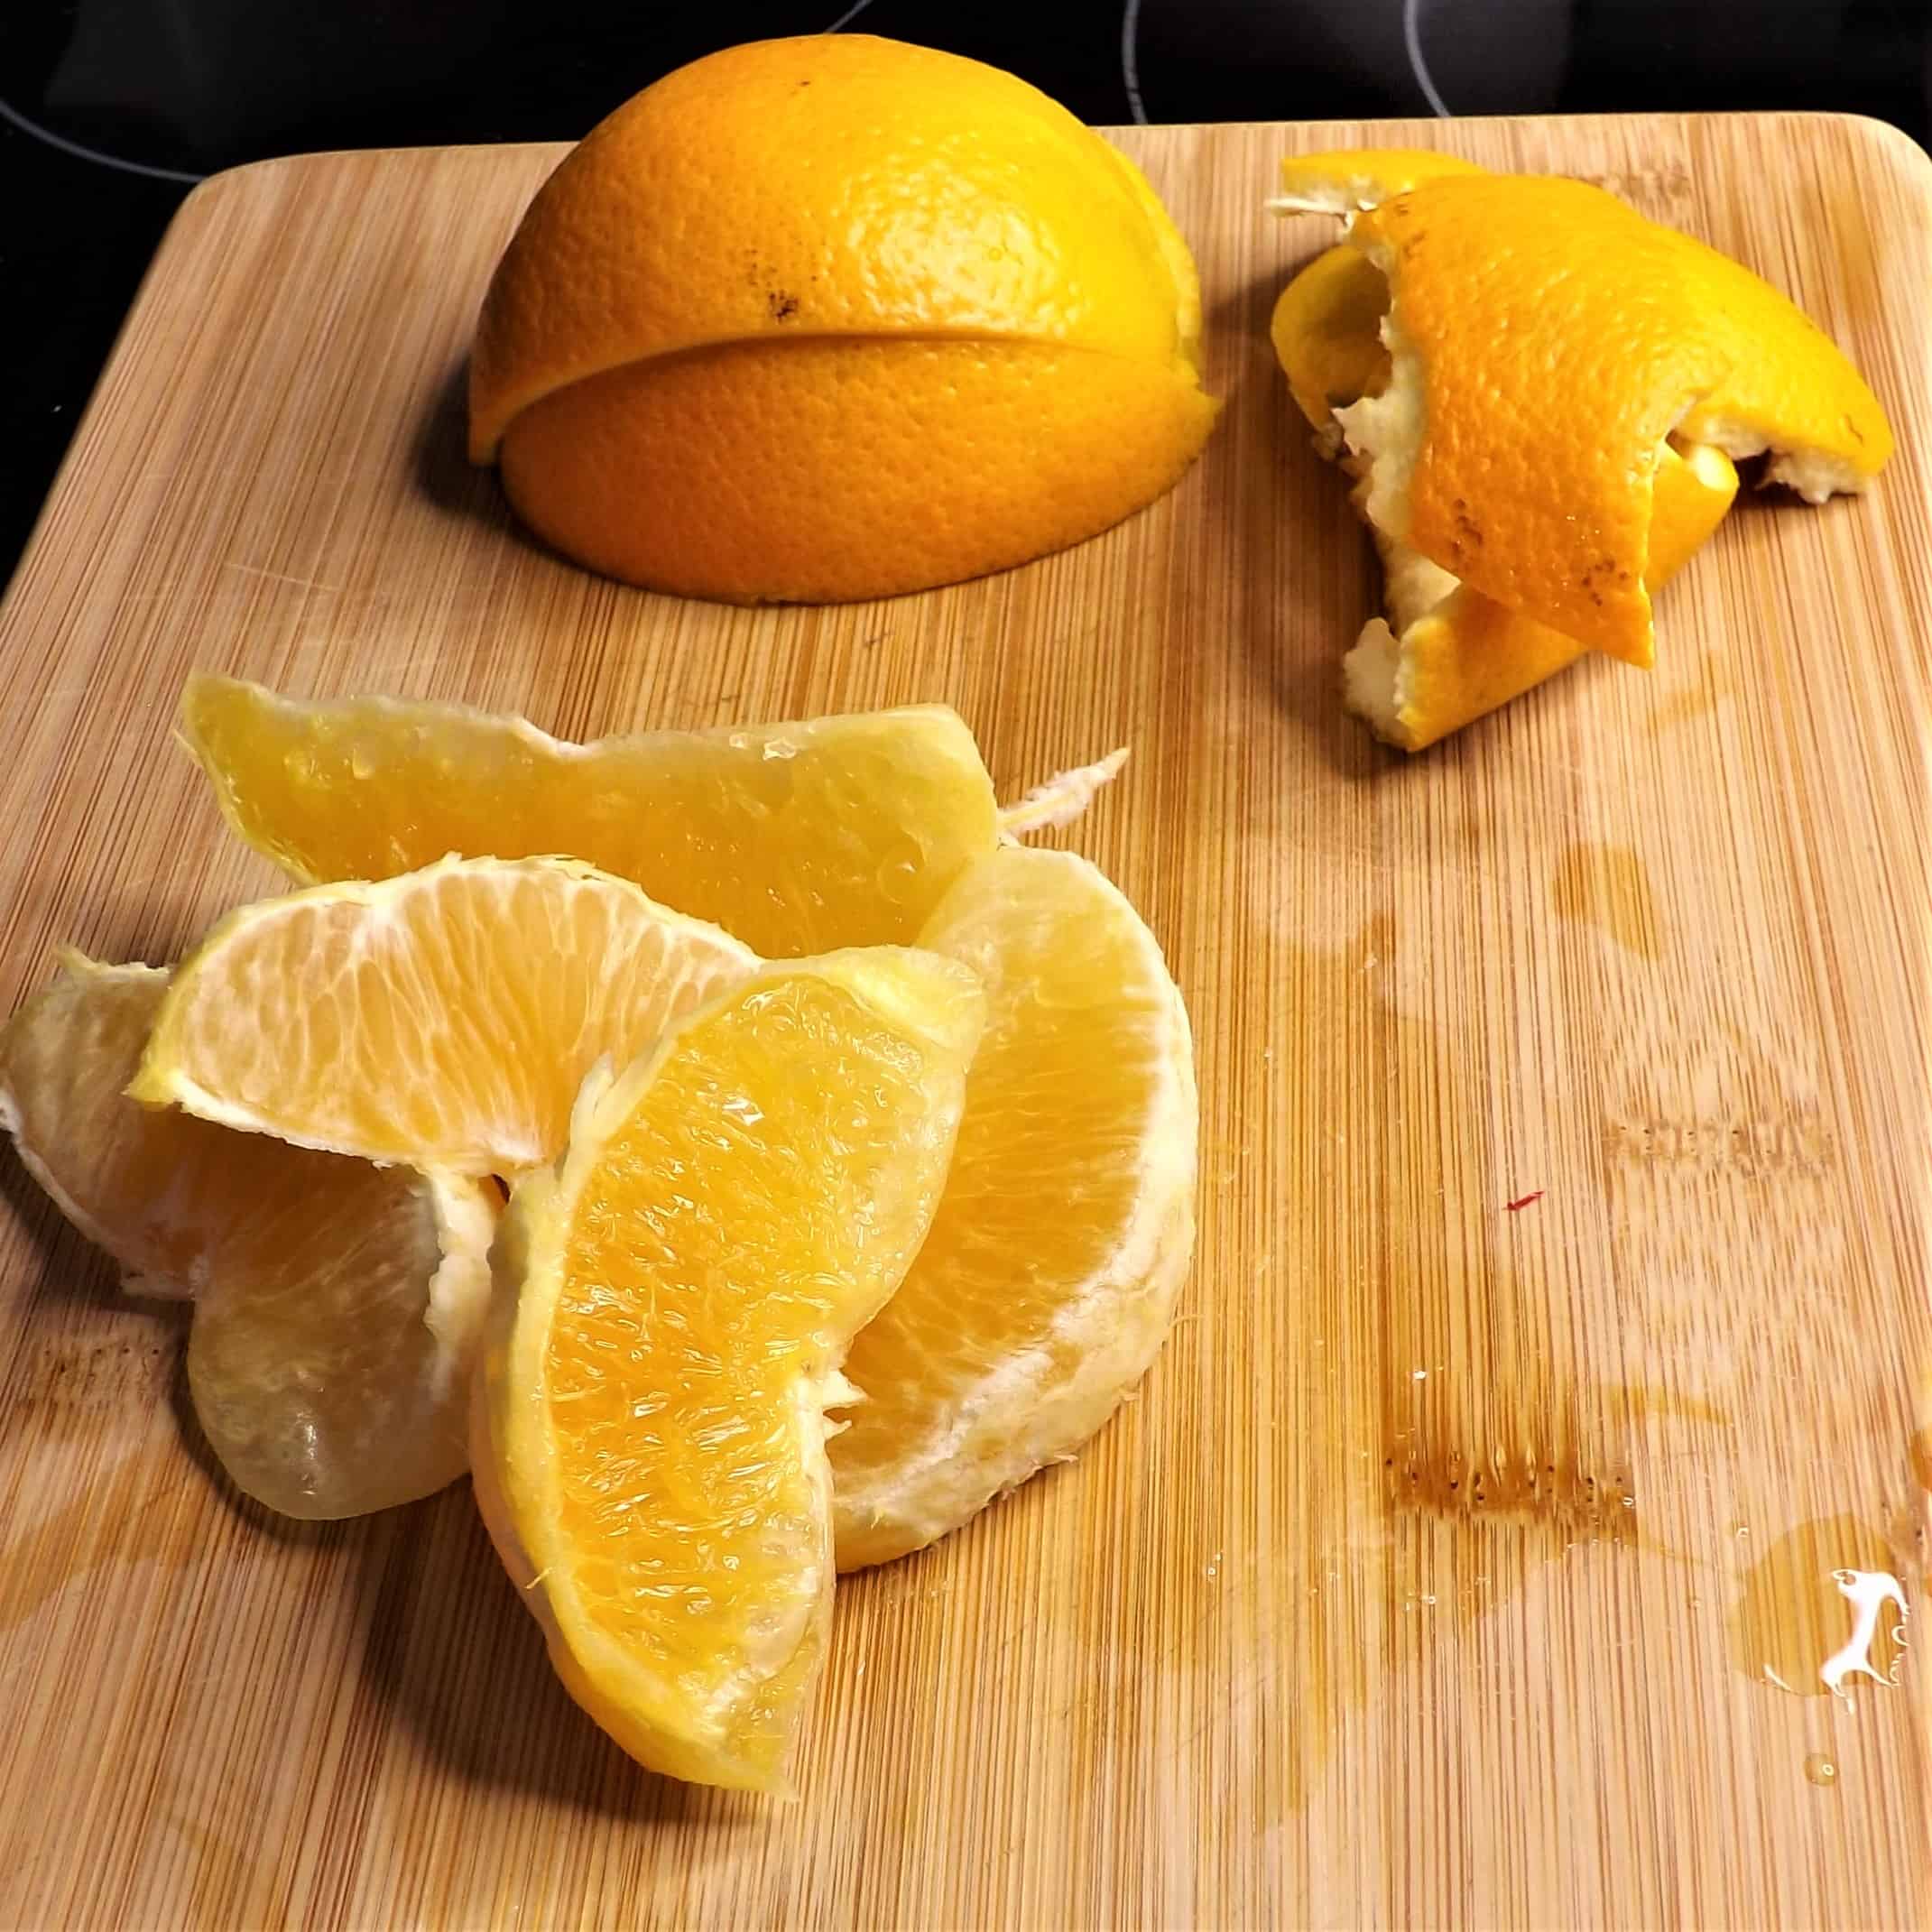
[470,35,1218,602]
[1268,150,1892,747]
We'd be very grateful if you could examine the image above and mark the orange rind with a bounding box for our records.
[470,35,1217,601]
[1269,150,1892,746]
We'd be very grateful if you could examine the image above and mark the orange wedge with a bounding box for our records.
[473,949,984,1789]
[129,855,754,1175]
[832,847,1197,1568]
[1,953,495,1517]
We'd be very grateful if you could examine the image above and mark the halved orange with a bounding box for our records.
[467,35,1216,600]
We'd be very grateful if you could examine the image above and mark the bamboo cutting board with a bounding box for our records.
[1,110,1927,1929]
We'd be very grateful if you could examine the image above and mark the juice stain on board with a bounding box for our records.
[1731,1513,1909,1698]
[1264,889,1919,1824]
[1268,911,1650,1817]
[1551,842,1663,961]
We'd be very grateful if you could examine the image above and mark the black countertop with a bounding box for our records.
[6,0,1928,590]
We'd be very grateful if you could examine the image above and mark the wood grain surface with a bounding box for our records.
[2,111,1928,1930]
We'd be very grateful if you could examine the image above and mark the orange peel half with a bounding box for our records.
[1269,149,1892,748]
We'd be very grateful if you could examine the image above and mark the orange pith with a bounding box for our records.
[1267,149,1893,743]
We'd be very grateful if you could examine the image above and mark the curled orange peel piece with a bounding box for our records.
[1268,150,1892,748]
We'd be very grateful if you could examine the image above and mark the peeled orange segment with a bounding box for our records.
[180,674,1000,957]
[472,949,984,1791]
[1345,439,1741,751]
[467,34,1216,600]
[1,953,496,1518]
[128,855,755,1176]
[188,1169,494,1520]
[3,952,245,1296]
[830,847,1197,1571]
